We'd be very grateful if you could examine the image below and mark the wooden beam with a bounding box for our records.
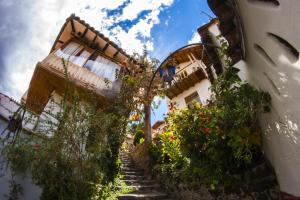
[102,43,109,52]
[81,27,88,38]
[70,19,75,32]
[113,51,119,59]
[57,40,64,44]
[92,34,97,42]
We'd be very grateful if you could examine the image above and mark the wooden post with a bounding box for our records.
[144,104,152,143]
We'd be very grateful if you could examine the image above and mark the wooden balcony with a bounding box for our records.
[25,53,121,114]
[164,66,207,99]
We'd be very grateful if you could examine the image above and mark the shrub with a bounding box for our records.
[133,129,145,146]
[150,66,271,189]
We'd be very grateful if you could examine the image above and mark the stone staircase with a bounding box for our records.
[118,152,169,200]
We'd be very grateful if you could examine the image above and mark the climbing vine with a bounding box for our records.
[0,56,149,200]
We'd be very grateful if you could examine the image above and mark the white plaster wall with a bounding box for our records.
[0,118,41,200]
[209,0,300,196]
[35,91,62,135]
[0,93,36,131]
[168,79,212,110]
[235,0,300,196]
[208,22,228,70]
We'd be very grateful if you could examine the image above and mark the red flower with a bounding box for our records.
[204,128,212,135]
[34,144,41,150]
[132,114,140,121]
[169,135,175,141]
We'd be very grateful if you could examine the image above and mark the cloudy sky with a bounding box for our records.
[0,0,214,123]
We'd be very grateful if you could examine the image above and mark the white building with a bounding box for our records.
[0,14,135,199]
[22,14,135,117]
[200,1,300,198]
[161,44,217,110]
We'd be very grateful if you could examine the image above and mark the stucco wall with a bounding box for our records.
[0,118,41,200]
[168,79,212,110]
[208,0,300,196]
[235,0,300,196]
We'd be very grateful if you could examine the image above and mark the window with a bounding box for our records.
[55,42,93,66]
[72,50,92,66]
[55,42,83,61]
[55,41,121,82]
[84,55,121,82]
[185,92,201,108]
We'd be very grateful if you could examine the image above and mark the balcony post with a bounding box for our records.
[144,103,152,143]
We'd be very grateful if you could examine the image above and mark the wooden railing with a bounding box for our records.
[41,53,121,97]
[168,61,208,86]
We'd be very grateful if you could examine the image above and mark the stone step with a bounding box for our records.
[121,159,133,163]
[122,162,134,165]
[121,168,144,174]
[122,179,156,185]
[121,158,132,161]
[121,162,135,165]
[118,192,168,200]
[122,171,144,176]
[121,168,142,171]
[121,158,131,160]
[120,163,135,166]
[120,155,130,158]
[121,157,131,160]
[119,152,169,199]
[121,164,135,168]
[117,184,160,192]
[122,174,149,180]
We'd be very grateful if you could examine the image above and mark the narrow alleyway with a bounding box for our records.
[118,152,170,200]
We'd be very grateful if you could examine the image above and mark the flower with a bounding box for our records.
[132,114,140,121]
[169,135,175,141]
[34,144,41,150]
[204,128,212,135]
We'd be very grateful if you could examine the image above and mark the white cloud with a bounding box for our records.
[0,0,174,99]
[119,0,173,21]
[107,0,174,55]
[188,31,201,44]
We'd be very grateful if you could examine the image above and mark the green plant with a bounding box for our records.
[149,65,271,190]
[133,129,144,146]
[4,178,23,200]
[0,57,146,200]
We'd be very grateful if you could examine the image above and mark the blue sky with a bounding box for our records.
[148,0,214,124]
[0,0,214,124]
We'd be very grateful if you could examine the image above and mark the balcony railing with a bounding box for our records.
[40,53,121,98]
[164,61,208,99]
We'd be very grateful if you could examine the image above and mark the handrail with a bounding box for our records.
[41,53,120,93]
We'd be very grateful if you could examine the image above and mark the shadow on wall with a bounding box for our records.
[261,108,300,193]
